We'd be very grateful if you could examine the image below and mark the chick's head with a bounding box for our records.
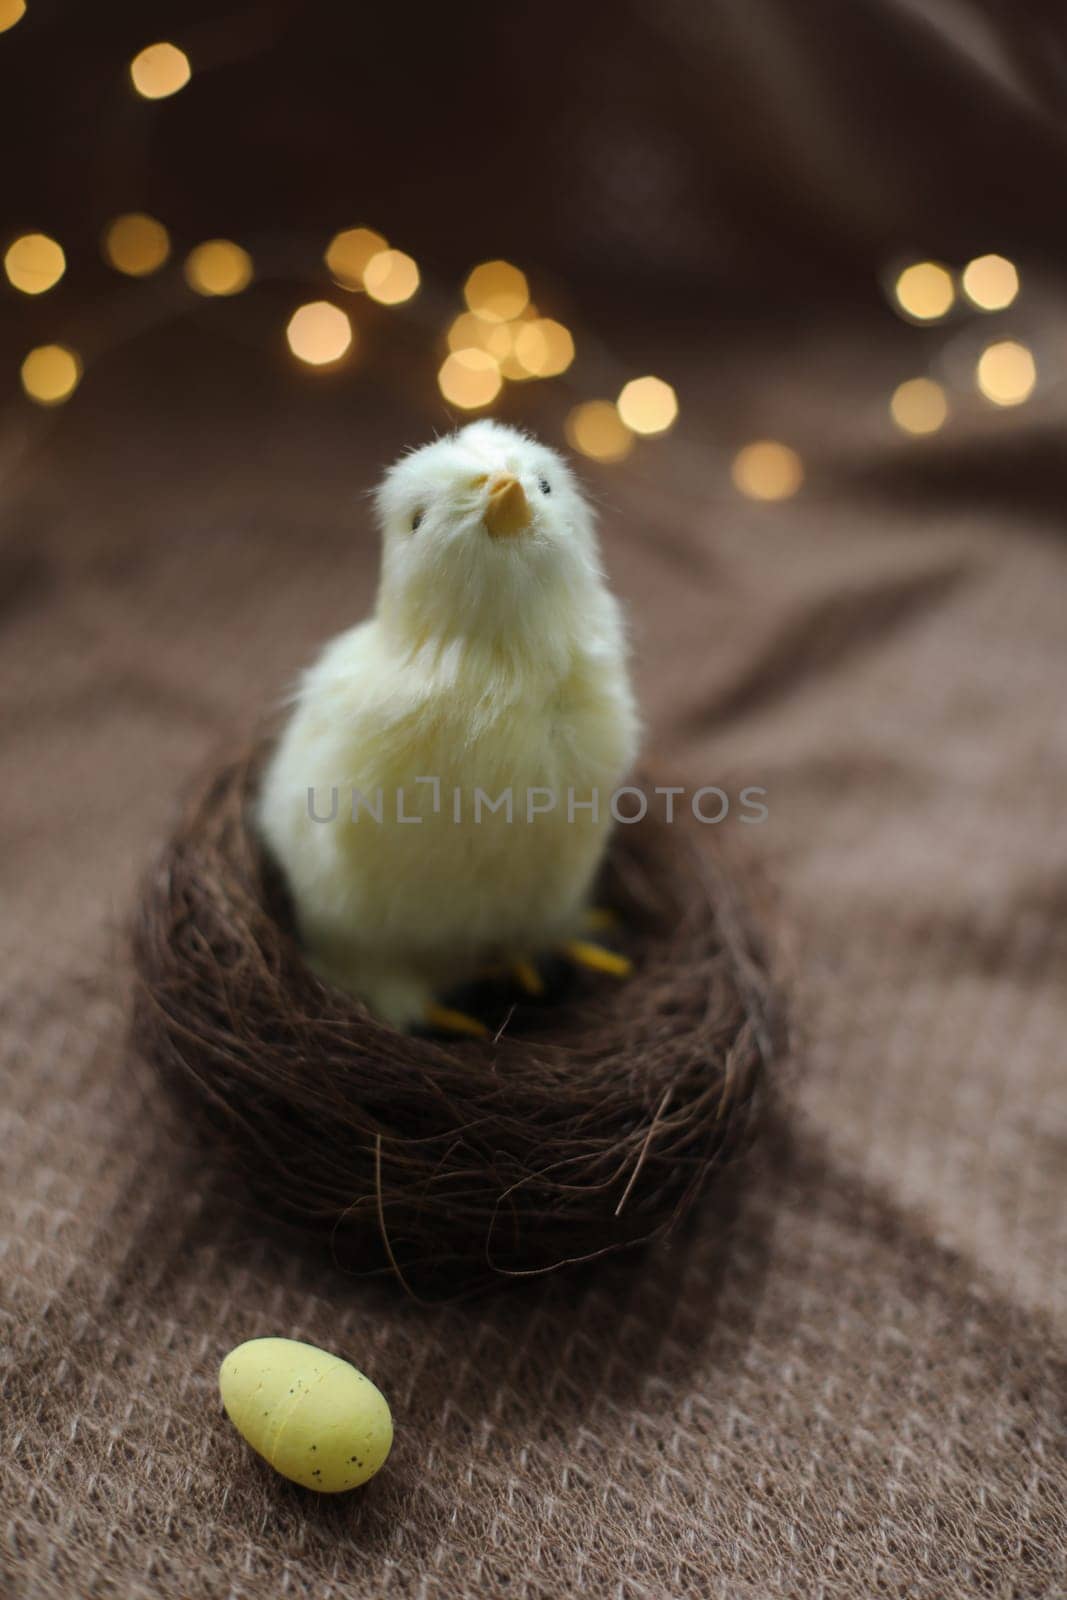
[374,421,604,658]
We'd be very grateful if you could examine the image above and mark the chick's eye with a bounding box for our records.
[538,477,551,495]
[411,509,424,531]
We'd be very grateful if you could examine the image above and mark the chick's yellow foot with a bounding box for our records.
[562,938,633,979]
[423,1003,488,1038]
[510,958,545,997]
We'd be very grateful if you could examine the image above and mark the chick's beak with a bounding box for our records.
[484,474,532,540]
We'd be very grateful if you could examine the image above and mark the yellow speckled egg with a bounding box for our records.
[219,1337,393,1492]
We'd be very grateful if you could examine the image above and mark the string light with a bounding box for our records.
[0,0,26,34]
[512,319,574,377]
[731,441,803,500]
[21,344,81,406]
[363,249,419,305]
[447,312,512,361]
[893,261,954,322]
[445,310,574,383]
[617,376,678,435]
[961,254,1019,312]
[463,260,529,323]
[438,348,501,409]
[890,377,948,436]
[102,213,170,276]
[4,233,65,295]
[286,301,353,366]
[15,20,1042,474]
[325,228,387,291]
[129,42,191,100]
[184,240,253,296]
[498,357,530,381]
[975,340,1035,406]
[565,401,633,463]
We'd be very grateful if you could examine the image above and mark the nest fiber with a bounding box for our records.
[132,750,774,1293]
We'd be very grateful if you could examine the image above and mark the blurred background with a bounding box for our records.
[4,0,1067,985]
[5,0,1067,479]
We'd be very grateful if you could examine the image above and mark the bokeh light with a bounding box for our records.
[184,240,252,296]
[893,261,954,322]
[448,312,513,362]
[102,213,170,277]
[129,42,191,100]
[0,0,26,34]
[512,318,574,377]
[731,441,804,500]
[463,260,529,323]
[20,344,81,406]
[565,401,634,463]
[363,249,419,305]
[890,377,948,436]
[286,301,353,366]
[445,314,554,381]
[975,340,1036,406]
[325,227,387,291]
[496,339,533,382]
[438,348,502,410]
[4,233,65,295]
[961,254,1019,312]
[617,375,678,435]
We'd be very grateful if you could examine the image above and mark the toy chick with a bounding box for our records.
[256,421,639,1033]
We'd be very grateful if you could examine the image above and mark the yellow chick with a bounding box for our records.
[256,420,639,1032]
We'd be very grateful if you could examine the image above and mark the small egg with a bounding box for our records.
[219,1337,393,1492]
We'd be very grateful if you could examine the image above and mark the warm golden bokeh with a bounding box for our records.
[363,249,419,305]
[976,340,1036,406]
[102,213,171,277]
[731,441,804,500]
[893,261,954,322]
[21,344,81,406]
[447,313,515,361]
[286,301,353,366]
[447,312,495,354]
[437,348,502,409]
[617,375,678,435]
[325,228,387,291]
[4,233,65,295]
[890,377,948,436]
[565,401,634,463]
[129,42,191,99]
[961,254,1019,312]
[184,240,253,296]
[0,0,26,34]
[463,260,529,323]
[512,318,575,377]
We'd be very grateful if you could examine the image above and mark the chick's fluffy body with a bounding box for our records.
[257,421,639,1028]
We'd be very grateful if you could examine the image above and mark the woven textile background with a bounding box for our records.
[2,301,1065,1597]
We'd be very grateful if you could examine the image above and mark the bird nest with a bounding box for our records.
[131,748,776,1295]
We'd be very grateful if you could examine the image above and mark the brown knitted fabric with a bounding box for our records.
[2,316,1065,1598]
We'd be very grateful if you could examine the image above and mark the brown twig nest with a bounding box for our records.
[131,749,776,1295]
